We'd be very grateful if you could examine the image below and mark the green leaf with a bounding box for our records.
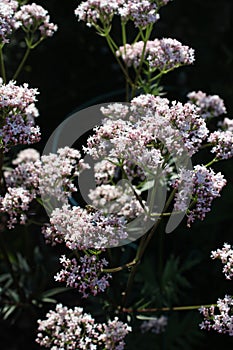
[16,253,30,272]
[41,297,57,304]
[3,305,16,320]
[0,273,11,283]
[138,180,155,192]
[136,315,160,321]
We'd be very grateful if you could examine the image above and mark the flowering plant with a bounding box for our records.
[0,1,233,349]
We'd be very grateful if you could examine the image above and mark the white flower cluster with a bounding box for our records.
[2,147,88,228]
[36,303,131,349]
[43,204,128,250]
[75,0,162,28]
[173,165,226,226]
[88,183,145,219]
[200,295,233,336]
[116,39,195,71]
[15,3,58,38]
[187,90,226,119]
[0,80,40,152]
[211,243,233,280]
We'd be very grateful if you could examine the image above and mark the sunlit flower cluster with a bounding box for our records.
[85,96,208,180]
[75,0,163,28]
[118,0,159,28]
[36,303,131,349]
[208,130,233,160]
[12,148,40,165]
[199,295,233,336]
[0,80,40,151]
[55,254,111,298]
[15,3,58,38]
[43,204,127,249]
[2,147,88,227]
[0,187,35,228]
[116,38,195,71]
[219,117,233,132]
[169,101,208,155]
[0,0,19,44]
[173,165,226,226]
[211,243,233,280]
[187,90,226,119]
[88,183,145,219]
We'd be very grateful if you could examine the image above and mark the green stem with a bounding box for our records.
[150,70,166,83]
[121,21,130,102]
[105,34,134,87]
[133,31,143,44]
[132,24,153,97]
[13,46,31,80]
[103,259,137,273]
[122,303,217,313]
[121,165,146,211]
[121,187,177,307]
[0,46,6,83]
[205,157,218,168]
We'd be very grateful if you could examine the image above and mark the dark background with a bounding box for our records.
[1,0,233,349]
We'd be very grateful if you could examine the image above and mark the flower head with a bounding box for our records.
[36,304,131,349]
[187,91,226,119]
[211,243,233,280]
[12,148,40,165]
[55,254,111,298]
[42,204,127,249]
[0,80,40,152]
[199,295,233,336]
[15,3,58,38]
[0,187,35,228]
[75,0,164,28]
[208,130,233,160]
[0,0,19,44]
[116,38,195,70]
[173,165,226,226]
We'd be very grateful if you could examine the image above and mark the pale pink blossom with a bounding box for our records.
[55,254,111,298]
[0,187,35,228]
[187,90,226,119]
[0,80,40,151]
[75,0,160,28]
[199,295,233,336]
[88,183,145,219]
[218,117,233,132]
[42,204,128,249]
[6,147,88,203]
[12,148,40,165]
[36,304,131,349]
[211,243,233,280]
[15,3,57,38]
[0,0,20,44]
[208,130,233,160]
[116,39,195,70]
[173,165,227,226]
